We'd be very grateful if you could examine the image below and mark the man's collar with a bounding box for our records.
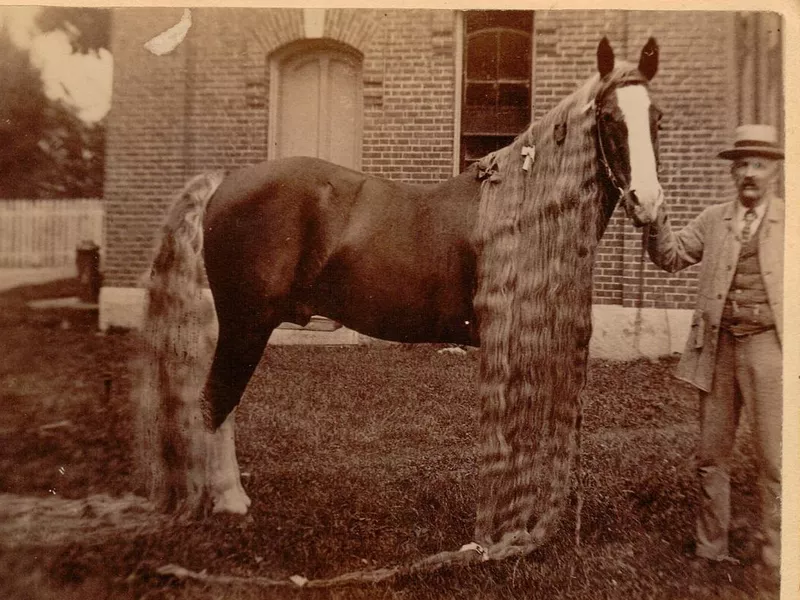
[736,196,770,219]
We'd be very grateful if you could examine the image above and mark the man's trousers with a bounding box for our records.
[695,328,782,569]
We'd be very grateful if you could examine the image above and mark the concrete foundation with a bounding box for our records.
[589,304,691,360]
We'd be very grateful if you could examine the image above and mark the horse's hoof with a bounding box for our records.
[236,484,252,508]
[211,488,251,515]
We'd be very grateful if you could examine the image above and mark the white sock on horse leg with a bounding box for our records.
[206,410,251,514]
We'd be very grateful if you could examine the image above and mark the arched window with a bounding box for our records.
[460,11,533,171]
[269,41,363,170]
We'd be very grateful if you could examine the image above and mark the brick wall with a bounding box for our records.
[105,8,738,312]
[359,10,456,182]
[104,8,191,288]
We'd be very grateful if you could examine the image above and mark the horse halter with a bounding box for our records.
[594,97,629,203]
[593,76,650,204]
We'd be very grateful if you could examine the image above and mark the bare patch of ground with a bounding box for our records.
[0,494,163,548]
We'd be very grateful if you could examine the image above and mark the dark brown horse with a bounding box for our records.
[141,37,663,515]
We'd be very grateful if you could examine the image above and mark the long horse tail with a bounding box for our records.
[133,170,226,513]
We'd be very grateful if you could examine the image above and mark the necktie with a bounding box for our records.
[741,209,757,243]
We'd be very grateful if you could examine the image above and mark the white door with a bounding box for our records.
[272,48,361,169]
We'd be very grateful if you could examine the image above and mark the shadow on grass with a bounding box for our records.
[0,277,82,304]
[0,277,96,330]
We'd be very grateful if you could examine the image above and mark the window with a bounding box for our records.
[460,11,534,171]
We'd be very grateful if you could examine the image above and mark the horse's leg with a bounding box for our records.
[203,317,273,429]
[202,193,309,513]
[206,409,250,514]
[202,314,276,514]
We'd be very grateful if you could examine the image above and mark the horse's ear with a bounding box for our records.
[597,37,614,78]
[638,37,659,81]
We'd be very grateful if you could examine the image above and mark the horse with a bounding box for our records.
[139,36,664,520]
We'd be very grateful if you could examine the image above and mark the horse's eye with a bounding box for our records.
[601,112,614,123]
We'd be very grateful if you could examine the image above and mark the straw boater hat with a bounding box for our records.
[718,124,784,160]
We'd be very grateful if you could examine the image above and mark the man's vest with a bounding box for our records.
[720,225,775,336]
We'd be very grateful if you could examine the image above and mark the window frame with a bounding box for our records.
[267,39,364,169]
[455,10,535,173]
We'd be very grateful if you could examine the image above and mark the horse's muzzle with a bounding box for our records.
[624,188,662,227]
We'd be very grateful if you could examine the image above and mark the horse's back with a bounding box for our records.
[206,157,366,224]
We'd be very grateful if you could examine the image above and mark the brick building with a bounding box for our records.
[100,8,783,358]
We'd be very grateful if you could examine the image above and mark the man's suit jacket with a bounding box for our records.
[646,197,784,392]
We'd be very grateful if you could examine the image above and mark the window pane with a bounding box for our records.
[466,135,514,159]
[466,32,497,80]
[466,82,496,106]
[463,108,529,136]
[496,108,530,133]
[498,32,531,80]
[465,11,532,34]
[462,108,497,133]
[462,135,516,171]
[498,83,529,107]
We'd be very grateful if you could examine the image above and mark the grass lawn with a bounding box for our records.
[0,278,779,599]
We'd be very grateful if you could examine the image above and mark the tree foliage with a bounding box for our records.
[1,25,52,198]
[0,11,106,199]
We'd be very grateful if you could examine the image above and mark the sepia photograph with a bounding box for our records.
[0,2,796,598]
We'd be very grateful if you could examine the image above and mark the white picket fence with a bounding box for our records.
[0,199,104,267]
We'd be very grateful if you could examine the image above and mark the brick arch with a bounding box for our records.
[244,9,305,56]
[323,9,381,56]
[242,8,380,57]
[267,37,364,66]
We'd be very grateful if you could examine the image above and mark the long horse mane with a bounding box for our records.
[473,61,649,554]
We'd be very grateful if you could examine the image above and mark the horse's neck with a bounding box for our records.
[596,186,620,239]
[424,167,483,203]
[521,122,607,248]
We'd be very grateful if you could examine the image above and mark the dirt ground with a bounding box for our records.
[0,277,783,599]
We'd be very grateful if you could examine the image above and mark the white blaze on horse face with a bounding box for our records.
[616,85,663,223]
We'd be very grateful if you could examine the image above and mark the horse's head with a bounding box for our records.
[594,37,663,227]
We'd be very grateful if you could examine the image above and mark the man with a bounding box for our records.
[645,124,783,574]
